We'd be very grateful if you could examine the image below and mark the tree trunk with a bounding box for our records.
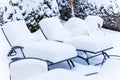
[69,0,74,16]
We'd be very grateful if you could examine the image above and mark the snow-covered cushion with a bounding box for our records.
[39,17,71,39]
[3,20,36,46]
[32,29,46,41]
[53,35,113,52]
[10,59,48,80]
[64,17,89,35]
[21,40,77,63]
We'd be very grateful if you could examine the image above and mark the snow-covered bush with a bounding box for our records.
[77,0,120,31]
[57,0,120,31]
[3,0,59,32]
[2,0,120,31]
[56,0,72,20]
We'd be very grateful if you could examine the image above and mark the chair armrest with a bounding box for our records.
[8,46,24,57]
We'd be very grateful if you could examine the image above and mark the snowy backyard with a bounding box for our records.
[1,0,120,80]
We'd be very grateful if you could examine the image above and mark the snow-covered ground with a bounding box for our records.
[1,16,120,80]
[0,0,120,80]
[36,16,120,80]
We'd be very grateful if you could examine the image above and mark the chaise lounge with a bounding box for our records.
[9,58,89,80]
[39,17,113,65]
[2,20,77,69]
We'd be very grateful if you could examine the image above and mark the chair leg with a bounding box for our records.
[20,49,26,58]
[67,60,72,69]
[67,60,75,69]
[69,60,75,67]
[48,66,50,71]
[10,75,11,80]
[101,51,110,65]
[95,51,110,66]
[77,50,90,65]
[77,55,90,65]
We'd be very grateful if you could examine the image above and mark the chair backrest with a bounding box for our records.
[39,17,71,40]
[3,20,36,46]
[0,27,11,59]
[10,58,48,80]
[32,29,46,41]
[0,27,11,80]
[64,17,89,35]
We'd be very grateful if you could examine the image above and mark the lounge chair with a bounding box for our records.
[0,27,10,80]
[10,57,120,80]
[39,17,113,65]
[0,26,24,80]
[9,58,88,80]
[2,20,77,69]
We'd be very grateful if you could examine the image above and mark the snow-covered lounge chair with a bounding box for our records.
[9,57,120,80]
[0,27,12,80]
[8,50,120,80]
[39,17,113,65]
[2,20,77,69]
[0,26,27,80]
[9,58,88,80]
